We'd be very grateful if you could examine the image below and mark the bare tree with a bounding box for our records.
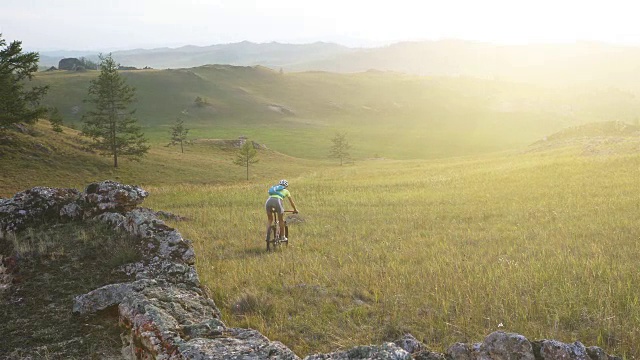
[169,118,189,153]
[329,132,351,165]
[233,140,259,180]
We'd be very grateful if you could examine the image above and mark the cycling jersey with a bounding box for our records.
[269,187,290,200]
[269,184,285,196]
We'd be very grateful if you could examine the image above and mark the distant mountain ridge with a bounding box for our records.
[37,40,640,92]
[39,41,353,70]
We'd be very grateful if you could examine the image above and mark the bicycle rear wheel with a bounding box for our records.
[266,209,278,251]
[267,224,279,251]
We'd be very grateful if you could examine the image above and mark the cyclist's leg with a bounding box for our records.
[277,212,285,238]
[266,211,274,239]
[265,199,275,240]
[277,199,286,239]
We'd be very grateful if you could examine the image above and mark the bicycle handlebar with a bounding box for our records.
[268,208,298,214]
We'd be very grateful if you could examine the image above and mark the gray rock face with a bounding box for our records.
[533,340,589,360]
[0,180,148,237]
[305,343,411,360]
[58,57,83,70]
[479,331,535,360]
[0,182,624,360]
[395,334,445,360]
[0,186,81,236]
[178,328,300,360]
[84,180,148,215]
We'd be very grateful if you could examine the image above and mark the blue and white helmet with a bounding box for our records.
[279,179,289,187]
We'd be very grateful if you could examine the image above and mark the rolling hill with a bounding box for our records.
[31,64,640,161]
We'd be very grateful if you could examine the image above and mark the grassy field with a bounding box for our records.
[2,120,639,357]
[142,141,640,357]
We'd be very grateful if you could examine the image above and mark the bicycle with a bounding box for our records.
[266,209,296,251]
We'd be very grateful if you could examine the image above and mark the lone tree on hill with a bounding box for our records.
[0,34,49,129]
[233,140,259,180]
[168,117,189,153]
[329,132,351,165]
[82,54,149,167]
[194,96,209,107]
[47,107,64,132]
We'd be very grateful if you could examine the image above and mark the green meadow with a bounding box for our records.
[2,66,639,357]
[32,65,640,160]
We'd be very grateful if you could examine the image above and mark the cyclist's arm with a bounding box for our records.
[288,196,298,213]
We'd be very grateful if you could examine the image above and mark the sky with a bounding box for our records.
[2,0,640,51]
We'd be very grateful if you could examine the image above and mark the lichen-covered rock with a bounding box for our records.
[114,208,195,266]
[586,346,623,360]
[133,260,200,287]
[72,279,154,314]
[394,334,426,354]
[304,342,411,360]
[95,211,127,227]
[180,318,226,340]
[178,328,301,360]
[117,283,229,359]
[478,331,535,360]
[532,339,589,360]
[0,186,81,236]
[0,180,147,237]
[0,255,13,292]
[447,342,472,360]
[391,334,446,360]
[83,180,148,215]
[414,350,447,360]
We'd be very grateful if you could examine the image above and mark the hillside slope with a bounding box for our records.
[0,122,322,197]
[31,65,640,160]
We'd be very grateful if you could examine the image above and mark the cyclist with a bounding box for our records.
[265,179,298,241]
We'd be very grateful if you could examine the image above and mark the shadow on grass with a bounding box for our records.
[236,245,292,259]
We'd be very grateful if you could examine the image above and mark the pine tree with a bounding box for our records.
[0,34,48,129]
[233,140,259,180]
[169,118,189,153]
[329,132,351,165]
[82,54,149,167]
[48,107,64,132]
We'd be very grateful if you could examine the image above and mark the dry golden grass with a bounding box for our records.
[145,148,640,357]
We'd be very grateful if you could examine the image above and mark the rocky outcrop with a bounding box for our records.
[0,181,623,359]
[58,57,84,71]
[0,180,147,237]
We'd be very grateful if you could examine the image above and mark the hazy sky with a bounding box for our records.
[2,0,640,51]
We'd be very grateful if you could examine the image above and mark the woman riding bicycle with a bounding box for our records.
[265,179,298,241]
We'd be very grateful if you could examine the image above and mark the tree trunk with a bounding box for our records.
[180,140,184,153]
[112,115,118,168]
